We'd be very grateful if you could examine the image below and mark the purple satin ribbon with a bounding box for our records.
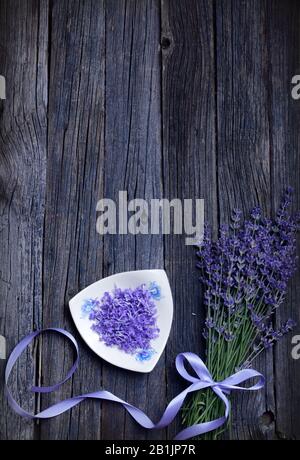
[5,328,265,440]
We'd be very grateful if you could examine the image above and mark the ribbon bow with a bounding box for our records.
[5,328,265,440]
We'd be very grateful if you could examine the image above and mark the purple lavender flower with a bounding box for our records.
[89,285,160,354]
[251,207,262,220]
[224,331,235,342]
[215,325,225,335]
[261,336,274,349]
[281,319,296,333]
[251,312,263,326]
[223,294,235,309]
[202,328,209,340]
[259,319,296,349]
[205,317,215,329]
[232,208,242,222]
[231,209,243,229]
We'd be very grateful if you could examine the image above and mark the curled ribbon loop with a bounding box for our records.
[5,328,265,440]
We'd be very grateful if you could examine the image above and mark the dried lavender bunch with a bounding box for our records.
[182,188,299,439]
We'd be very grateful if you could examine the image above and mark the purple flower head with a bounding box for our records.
[281,318,296,333]
[259,318,296,350]
[205,317,215,329]
[261,336,274,349]
[251,207,262,220]
[231,209,243,229]
[202,328,209,340]
[223,294,235,309]
[257,322,267,333]
[215,325,225,335]
[224,331,235,342]
[232,208,242,221]
[251,312,263,327]
[220,224,229,238]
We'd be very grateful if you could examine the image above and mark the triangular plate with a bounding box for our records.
[69,269,173,373]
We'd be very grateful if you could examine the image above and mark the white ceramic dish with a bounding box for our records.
[69,269,173,373]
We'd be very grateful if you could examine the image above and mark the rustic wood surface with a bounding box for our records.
[0,0,299,440]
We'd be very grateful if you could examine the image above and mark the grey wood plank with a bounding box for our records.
[0,0,48,440]
[161,0,218,439]
[215,0,274,440]
[102,0,164,440]
[266,0,300,440]
[40,0,105,440]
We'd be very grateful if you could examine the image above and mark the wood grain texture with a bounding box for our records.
[161,0,217,439]
[215,0,274,440]
[266,0,300,440]
[1,0,300,440]
[102,0,164,440]
[40,0,105,440]
[0,0,48,440]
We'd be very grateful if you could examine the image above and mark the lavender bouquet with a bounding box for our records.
[182,188,299,439]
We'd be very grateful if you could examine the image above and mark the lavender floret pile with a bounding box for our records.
[89,285,160,354]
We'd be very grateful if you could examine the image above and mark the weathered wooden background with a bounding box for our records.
[0,0,300,440]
